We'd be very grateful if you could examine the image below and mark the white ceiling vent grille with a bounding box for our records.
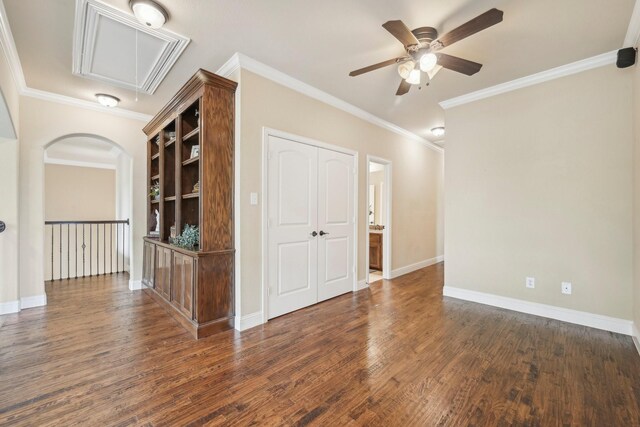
[72,0,190,95]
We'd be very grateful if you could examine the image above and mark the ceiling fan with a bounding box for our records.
[349,8,504,96]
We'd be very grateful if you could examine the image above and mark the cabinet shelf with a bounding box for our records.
[183,127,200,141]
[151,153,160,161]
[151,174,160,181]
[164,137,176,147]
[151,199,160,204]
[182,192,199,199]
[182,156,199,166]
[164,196,176,201]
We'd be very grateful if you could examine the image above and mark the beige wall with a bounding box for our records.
[0,51,20,307]
[45,164,115,221]
[0,139,19,306]
[238,69,444,316]
[445,65,634,319]
[18,96,146,300]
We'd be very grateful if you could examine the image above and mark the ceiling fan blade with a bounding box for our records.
[396,79,411,96]
[431,8,503,51]
[436,53,482,76]
[349,57,406,77]
[382,20,420,47]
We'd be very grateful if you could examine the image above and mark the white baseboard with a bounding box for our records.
[390,255,444,279]
[356,279,368,291]
[443,286,633,336]
[633,323,640,356]
[129,280,142,291]
[20,294,47,309]
[235,311,264,331]
[0,294,48,315]
[0,300,20,315]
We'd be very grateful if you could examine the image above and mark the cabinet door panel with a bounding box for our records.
[142,242,155,288]
[173,253,194,318]
[155,246,172,300]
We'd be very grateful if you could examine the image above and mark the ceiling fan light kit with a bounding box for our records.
[419,52,438,72]
[406,69,421,85]
[350,8,504,96]
[397,61,415,79]
[129,0,169,29]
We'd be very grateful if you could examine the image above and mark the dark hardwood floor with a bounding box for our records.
[1,263,639,426]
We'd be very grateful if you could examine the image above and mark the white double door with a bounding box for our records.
[267,135,355,319]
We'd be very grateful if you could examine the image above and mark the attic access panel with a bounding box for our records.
[73,0,190,95]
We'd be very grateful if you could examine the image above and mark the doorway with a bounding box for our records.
[366,156,392,285]
[263,129,358,320]
[43,134,132,282]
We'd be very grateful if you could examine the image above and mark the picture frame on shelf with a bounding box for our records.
[190,145,200,158]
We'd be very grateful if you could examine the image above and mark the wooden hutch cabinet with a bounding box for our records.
[141,69,236,339]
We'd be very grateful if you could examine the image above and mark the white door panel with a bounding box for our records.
[317,148,355,301]
[268,136,318,319]
[267,134,355,317]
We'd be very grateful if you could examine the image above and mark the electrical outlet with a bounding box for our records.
[250,192,258,205]
[526,277,535,289]
[561,282,572,295]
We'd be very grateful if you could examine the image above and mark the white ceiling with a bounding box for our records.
[4,0,635,141]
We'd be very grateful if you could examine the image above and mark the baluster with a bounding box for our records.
[82,224,86,277]
[59,224,62,281]
[51,225,54,281]
[116,223,119,273]
[90,224,92,277]
[103,223,106,275]
[75,224,78,279]
[67,224,70,280]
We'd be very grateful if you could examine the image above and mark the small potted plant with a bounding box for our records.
[149,181,160,201]
[170,224,200,250]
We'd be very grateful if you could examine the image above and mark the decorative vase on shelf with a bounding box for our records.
[193,181,200,193]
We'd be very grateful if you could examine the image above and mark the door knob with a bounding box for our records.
[0,221,5,233]
[310,231,318,237]
[319,230,329,236]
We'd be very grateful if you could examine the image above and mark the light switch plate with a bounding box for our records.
[526,277,535,289]
[250,192,258,205]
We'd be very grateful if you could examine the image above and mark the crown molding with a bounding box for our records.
[625,0,640,47]
[23,87,152,121]
[0,0,26,91]
[216,53,443,153]
[439,50,618,110]
[0,0,151,122]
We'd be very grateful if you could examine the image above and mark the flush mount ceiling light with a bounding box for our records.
[129,0,168,29]
[95,93,120,107]
[431,126,445,137]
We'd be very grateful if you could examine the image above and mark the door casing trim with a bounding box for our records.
[261,127,359,323]
[365,155,392,283]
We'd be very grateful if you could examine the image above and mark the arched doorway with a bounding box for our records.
[43,134,133,283]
